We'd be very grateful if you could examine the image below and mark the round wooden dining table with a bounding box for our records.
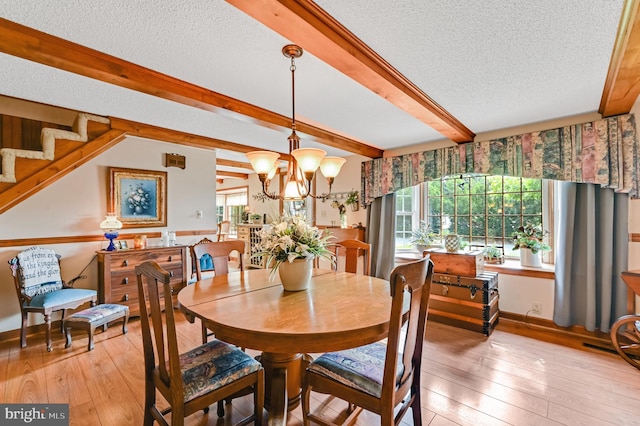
[177,268,394,426]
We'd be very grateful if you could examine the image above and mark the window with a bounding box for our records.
[396,175,547,259]
[395,187,415,249]
[216,187,248,235]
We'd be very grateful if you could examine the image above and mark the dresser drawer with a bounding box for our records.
[97,246,187,316]
[106,249,183,270]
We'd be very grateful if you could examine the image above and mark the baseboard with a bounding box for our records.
[0,321,60,343]
[497,311,614,352]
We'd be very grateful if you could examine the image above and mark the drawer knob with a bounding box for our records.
[169,271,174,277]
[123,259,129,267]
[441,285,449,296]
[123,294,129,302]
[168,255,173,261]
[122,277,129,285]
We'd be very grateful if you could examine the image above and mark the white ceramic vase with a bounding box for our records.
[520,247,542,268]
[278,258,313,291]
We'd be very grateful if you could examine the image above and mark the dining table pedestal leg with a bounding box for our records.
[260,352,302,425]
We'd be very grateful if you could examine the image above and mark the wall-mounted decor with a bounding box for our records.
[164,153,186,169]
[108,167,167,228]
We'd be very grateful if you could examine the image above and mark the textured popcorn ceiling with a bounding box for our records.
[0,0,625,173]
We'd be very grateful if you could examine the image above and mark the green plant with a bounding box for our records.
[344,190,359,206]
[483,245,502,259]
[249,213,262,220]
[255,216,336,278]
[512,222,550,254]
[409,221,439,246]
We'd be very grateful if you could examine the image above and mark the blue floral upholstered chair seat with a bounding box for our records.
[135,260,263,426]
[305,342,404,398]
[9,246,97,352]
[301,256,434,426]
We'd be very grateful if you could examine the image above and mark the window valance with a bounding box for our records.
[361,113,639,204]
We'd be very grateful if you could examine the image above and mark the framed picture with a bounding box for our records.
[108,167,167,228]
[119,240,128,250]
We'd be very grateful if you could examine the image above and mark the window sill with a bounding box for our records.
[395,253,555,279]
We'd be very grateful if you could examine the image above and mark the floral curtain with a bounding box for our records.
[361,113,639,204]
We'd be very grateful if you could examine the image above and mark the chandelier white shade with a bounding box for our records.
[246,44,345,200]
[246,151,280,174]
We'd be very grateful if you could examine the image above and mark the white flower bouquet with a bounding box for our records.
[255,216,336,277]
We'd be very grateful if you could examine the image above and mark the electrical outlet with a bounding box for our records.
[531,303,541,314]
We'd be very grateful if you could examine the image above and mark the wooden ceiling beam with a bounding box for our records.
[216,159,254,169]
[216,171,249,179]
[110,117,291,161]
[0,17,383,158]
[600,0,640,117]
[227,0,475,143]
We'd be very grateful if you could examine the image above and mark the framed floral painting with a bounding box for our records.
[108,167,167,228]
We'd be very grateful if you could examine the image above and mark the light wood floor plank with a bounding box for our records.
[69,400,101,426]
[3,313,640,425]
[73,340,144,425]
[5,342,47,404]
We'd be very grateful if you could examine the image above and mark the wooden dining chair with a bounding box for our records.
[188,237,214,280]
[192,240,245,280]
[135,261,264,426]
[191,240,245,342]
[333,239,371,275]
[8,246,97,352]
[217,220,231,242]
[301,255,434,426]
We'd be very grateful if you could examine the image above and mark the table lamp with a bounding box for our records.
[100,213,123,251]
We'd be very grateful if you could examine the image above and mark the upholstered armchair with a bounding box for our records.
[9,246,97,351]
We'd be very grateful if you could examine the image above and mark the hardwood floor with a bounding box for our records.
[1,314,639,425]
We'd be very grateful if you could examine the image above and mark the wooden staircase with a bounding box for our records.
[0,112,127,214]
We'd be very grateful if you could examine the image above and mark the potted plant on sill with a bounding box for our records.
[410,221,440,254]
[344,190,360,211]
[483,245,504,264]
[512,222,550,267]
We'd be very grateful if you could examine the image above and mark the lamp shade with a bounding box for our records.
[246,151,280,174]
[319,156,346,178]
[100,214,123,231]
[284,179,307,199]
[291,148,326,173]
[266,165,279,181]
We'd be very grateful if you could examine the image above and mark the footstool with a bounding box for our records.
[63,303,129,351]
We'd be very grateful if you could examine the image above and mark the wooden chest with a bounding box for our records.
[97,246,187,316]
[428,271,499,336]
[427,249,484,277]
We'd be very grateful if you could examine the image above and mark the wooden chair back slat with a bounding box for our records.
[136,261,178,388]
[334,239,371,275]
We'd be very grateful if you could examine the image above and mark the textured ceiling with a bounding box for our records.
[0,0,626,176]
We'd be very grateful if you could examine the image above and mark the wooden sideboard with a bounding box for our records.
[97,245,187,316]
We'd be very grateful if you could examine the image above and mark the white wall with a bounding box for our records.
[0,136,218,333]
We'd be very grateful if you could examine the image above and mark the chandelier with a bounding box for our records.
[246,44,345,201]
